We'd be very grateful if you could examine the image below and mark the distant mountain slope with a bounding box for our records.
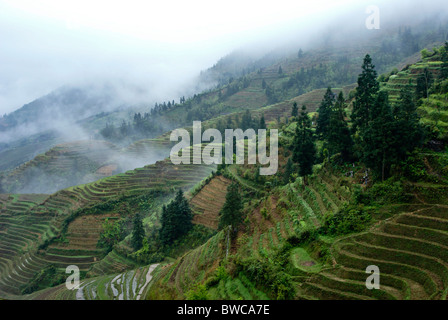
[1,140,121,194]
[0,83,154,171]
[0,85,117,134]
[0,137,174,194]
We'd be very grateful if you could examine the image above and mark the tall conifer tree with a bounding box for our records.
[352,54,379,132]
[292,105,316,180]
[219,183,243,230]
[316,87,335,138]
[131,213,144,251]
[327,92,353,162]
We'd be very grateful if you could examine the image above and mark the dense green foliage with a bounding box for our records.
[355,55,424,180]
[352,54,379,132]
[131,213,145,251]
[99,218,126,252]
[236,256,296,300]
[291,101,298,118]
[316,87,335,138]
[282,157,294,185]
[326,92,353,162]
[321,204,372,235]
[441,42,448,80]
[292,105,316,178]
[21,265,68,294]
[416,67,434,101]
[159,189,193,246]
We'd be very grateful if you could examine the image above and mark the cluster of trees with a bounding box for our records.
[416,67,434,101]
[317,89,354,162]
[283,64,331,94]
[101,72,261,143]
[100,113,168,141]
[352,54,424,181]
[96,189,198,264]
[0,176,5,193]
[159,189,193,246]
[98,218,126,252]
[288,53,426,183]
[263,60,360,106]
[376,27,419,68]
[292,105,316,180]
[289,87,352,183]
[100,96,195,141]
[149,98,188,117]
[131,213,145,250]
[134,182,244,253]
[201,110,266,139]
[282,62,358,97]
[218,76,251,102]
[398,27,420,57]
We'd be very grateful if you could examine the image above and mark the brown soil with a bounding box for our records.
[191,176,231,230]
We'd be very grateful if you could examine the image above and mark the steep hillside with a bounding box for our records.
[381,47,448,142]
[142,151,448,300]
[0,150,216,298]
[139,46,448,301]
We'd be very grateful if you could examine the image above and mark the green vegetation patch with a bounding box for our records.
[290,247,322,273]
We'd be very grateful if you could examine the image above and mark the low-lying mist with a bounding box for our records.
[3,139,173,195]
[0,0,447,192]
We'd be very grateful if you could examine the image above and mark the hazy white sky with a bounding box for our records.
[2,0,359,43]
[0,0,440,115]
[0,0,370,115]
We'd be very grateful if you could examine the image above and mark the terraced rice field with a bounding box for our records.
[301,204,448,300]
[147,231,226,299]
[209,272,270,300]
[0,194,60,296]
[87,250,140,277]
[149,166,357,300]
[186,164,448,300]
[234,169,448,300]
[418,93,448,140]
[148,167,357,300]
[122,136,173,166]
[23,263,161,300]
[2,137,177,195]
[254,84,356,123]
[43,214,123,274]
[27,155,217,217]
[384,60,442,104]
[190,175,232,230]
[0,149,216,298]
